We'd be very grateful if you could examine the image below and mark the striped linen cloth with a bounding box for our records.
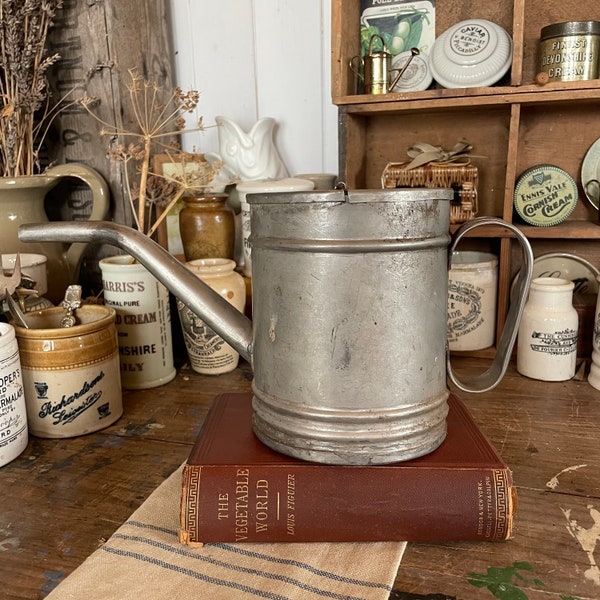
[46,464,406,600]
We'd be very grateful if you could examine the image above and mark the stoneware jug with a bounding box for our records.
[0,163,109,303]
[18,188,534,465]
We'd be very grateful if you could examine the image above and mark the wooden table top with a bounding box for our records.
[1,356,599,600]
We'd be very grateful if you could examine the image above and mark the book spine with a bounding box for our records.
[179,463,515,544]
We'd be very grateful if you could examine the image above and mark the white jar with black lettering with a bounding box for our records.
[517,277,578,381]
[177,258,246,375]
[0,323,28,466]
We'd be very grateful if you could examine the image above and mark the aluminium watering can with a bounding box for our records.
[19,188,533,465]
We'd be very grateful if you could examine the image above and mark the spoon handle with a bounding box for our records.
[4,289,29,329]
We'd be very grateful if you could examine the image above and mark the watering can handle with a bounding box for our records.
[369,33,387,54]
[44,163,110,273]
[348,55,364,81]
[446,216,534,393]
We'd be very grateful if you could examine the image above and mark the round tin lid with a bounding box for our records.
[541,20,600,39]
[513,164,578,226]
[429,19,513,88]
[245,187,454,205]
[390,51,433,92]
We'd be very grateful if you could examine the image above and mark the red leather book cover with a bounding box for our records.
[179,393,515,545]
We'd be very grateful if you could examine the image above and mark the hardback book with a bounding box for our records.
[179,393,516,545]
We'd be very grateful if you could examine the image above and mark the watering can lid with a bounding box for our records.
[246,187,454,205]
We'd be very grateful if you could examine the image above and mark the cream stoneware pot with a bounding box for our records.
[99,255,176,390]
[177,258,246,375]
[517,277,578,381]
[448,251,498,351]
[13,305,122,438]
[589,274,600,390]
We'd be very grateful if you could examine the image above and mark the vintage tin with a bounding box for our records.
[539,21,600,82]
[514,164,578,226]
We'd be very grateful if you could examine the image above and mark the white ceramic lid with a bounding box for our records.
[237,177,315,194]
[429,19,513,88]
[390,51,433,92]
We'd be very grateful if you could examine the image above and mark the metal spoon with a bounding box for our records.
[4,288,29,328]
[61,285,82,327]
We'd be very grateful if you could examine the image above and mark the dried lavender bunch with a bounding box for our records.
[0,0,64,177]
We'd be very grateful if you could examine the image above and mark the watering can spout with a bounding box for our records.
[18,221,254,365]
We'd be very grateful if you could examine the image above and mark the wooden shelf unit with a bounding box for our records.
[332,0,600,343]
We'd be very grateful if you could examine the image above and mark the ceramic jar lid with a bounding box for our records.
[237,177,315,195]
[513,164,578,226]
[429,19,513,88]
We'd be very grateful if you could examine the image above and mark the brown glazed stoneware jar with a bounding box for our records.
[178,192,235,261]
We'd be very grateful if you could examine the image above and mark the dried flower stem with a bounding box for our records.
[145,186,186,240]
[79,69,228,239]
[137,137,153,233]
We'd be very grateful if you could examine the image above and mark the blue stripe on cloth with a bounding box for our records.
[213,543,393,592]
[124,520,393,593]
[126,520,175,537]
[106,533,372,600]
[101,546,291,600]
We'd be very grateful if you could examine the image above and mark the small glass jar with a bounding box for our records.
[517,277,578,381]
[178,192,235,261]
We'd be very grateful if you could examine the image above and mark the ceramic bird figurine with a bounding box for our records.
[210,116,289,181]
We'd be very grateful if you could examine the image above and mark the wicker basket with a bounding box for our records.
[381,162,478,224]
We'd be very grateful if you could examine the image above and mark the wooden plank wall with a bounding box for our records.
[168,0,338,176]
[46,0,175,225]
[44,0,175,292]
